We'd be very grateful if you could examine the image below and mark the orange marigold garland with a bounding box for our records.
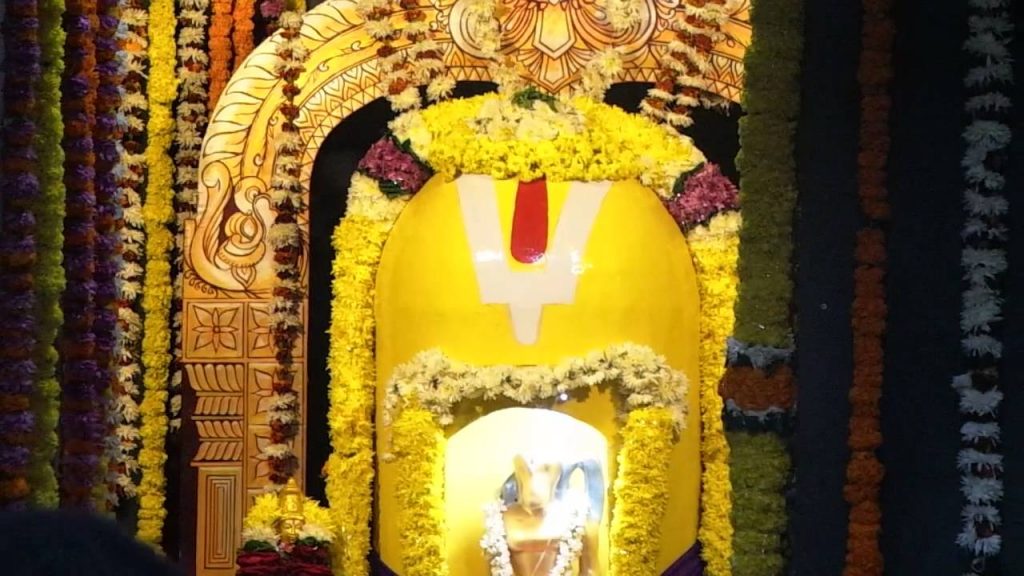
[232,0,254,70]
[842,0,893,574]
[208,0,234,109]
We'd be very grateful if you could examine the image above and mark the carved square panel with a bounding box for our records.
[246,302,305,359]
[184,302,245,360]
[196,467,242,573]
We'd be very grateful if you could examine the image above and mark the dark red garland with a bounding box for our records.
[93,0,123,509]
[267,17,304,485]
[59,0,104,508]
[0,0,43,508]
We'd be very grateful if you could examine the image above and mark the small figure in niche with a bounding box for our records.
[489,453,605,576]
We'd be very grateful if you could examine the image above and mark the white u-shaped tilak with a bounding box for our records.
[457,175,610,345]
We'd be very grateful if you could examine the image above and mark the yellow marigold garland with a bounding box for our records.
[609,407,677,576]
[390,94,705,198]
[391,407,448,576]
[137,0,178,545]
[324,211,398,576]
[685,211,740,576]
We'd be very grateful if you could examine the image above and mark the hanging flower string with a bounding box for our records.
[208,0,234,109]
[92,0,124,509]
[171,0,212,432]
[641,0,731,128]
[109,0,147,503]
[59,0,105,509]
[0,0,42,508]
[722,0,803,571]
[233,0,255,70]
[28,0,68,508]
[265,10,308,488]
[138,0,178,544]
[953,2,1013,575]
[842,0,894,573]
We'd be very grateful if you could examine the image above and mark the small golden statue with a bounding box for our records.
[499,454,605,576]
[278,478,306,544]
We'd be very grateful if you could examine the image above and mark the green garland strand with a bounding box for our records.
[28,0,67,508]
[728,0,805,573]
[733,0,804,349]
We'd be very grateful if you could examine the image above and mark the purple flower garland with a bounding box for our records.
[59,0,104,508]
[0,0,43,508]
[92,0,121,507]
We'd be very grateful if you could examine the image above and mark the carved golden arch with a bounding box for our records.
[182,0,749,573]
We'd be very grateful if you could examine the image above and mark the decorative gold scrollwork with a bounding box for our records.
[188,161,275,293]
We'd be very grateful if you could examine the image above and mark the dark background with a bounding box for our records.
[295,0,1024,574]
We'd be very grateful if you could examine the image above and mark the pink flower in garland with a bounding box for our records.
[357,137,431,197]
[666,163,739,230]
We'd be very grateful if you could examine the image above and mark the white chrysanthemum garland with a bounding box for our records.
[480,500,587,576]
[953,1,1013,573]
[109,0,148,504]
[383,345,689,430]
[170,0,211,433]
[265,10,309,489]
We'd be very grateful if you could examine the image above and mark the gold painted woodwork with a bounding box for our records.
[184,0,749,573]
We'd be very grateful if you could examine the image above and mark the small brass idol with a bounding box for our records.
[278,478,306,544]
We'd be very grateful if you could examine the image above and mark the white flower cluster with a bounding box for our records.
[953,0,1012,566]
[481,502,514,576]
[469,97,586,143]
[385,343,688,430]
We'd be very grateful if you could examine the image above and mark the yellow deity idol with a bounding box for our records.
[375,172,703,574]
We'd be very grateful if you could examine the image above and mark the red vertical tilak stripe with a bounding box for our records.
[510,179,549,264]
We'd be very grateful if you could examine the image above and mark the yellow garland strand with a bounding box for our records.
[391,95,705,198]
[609,406,677,576]
[325,215,393,576]
[137,0,178,545]
[391,408,448,576]
[685,211,741,576]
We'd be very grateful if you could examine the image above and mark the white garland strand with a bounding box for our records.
[952,0,1012,572]
[171,0,212,432]
[108,0,149,504]
[480,500,587,576]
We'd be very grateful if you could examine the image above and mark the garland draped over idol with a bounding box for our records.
[319,59,742,571]
[720,0,803,573]
[953,2,1013,575]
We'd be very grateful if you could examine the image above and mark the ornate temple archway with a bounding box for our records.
[181,0,750,573]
